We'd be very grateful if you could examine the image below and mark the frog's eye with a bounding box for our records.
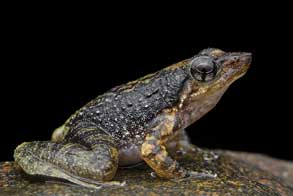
[190,56,218,82]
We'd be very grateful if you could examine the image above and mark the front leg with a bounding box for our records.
[166,129,210,161]
[167,129,219,161]
[166,129,197,159]
[141,111,188,179]
[141,111,218,179]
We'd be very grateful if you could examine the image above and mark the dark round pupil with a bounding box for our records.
[196,63,214,74]
[190,56,218,82]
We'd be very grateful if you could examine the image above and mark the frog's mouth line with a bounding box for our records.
[220,52,252,84]
[229,63,251,84]
[189,62,250,100]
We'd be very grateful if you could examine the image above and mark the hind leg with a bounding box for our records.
[14,125,119,189]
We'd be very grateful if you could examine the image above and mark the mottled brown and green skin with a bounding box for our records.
[14,48,252,188]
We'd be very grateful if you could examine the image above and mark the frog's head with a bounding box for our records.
[179,48,252,126]
[189,48,251,88]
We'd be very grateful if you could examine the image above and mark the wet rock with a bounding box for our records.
[0,150,292,196]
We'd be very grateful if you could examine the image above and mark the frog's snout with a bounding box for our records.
[233,52,252,74]
[219,52,252,71]
[214,51,252,84]
[238,52,252,66]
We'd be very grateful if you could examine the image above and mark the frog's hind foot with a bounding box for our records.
[45,176,125,189]
[14,130,119,189]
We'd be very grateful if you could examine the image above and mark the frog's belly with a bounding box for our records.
[118,144,142,166]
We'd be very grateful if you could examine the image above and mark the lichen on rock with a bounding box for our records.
[1,150,292,196]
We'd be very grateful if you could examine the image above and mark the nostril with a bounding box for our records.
[239,52,252,65]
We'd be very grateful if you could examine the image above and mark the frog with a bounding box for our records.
[14,48,252,189]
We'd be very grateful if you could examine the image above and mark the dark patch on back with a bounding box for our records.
[66,66,189,146]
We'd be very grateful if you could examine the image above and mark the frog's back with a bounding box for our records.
[65,66,188,147]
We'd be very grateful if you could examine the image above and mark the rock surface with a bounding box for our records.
[1,150,292,196]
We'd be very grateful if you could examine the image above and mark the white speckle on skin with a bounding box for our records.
[97,102,103,106]
[114,95,121,101]
[105,98,111,103]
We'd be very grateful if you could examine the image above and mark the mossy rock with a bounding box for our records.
[1,150,292,196]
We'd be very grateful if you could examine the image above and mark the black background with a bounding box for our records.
[1,5,292,161]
